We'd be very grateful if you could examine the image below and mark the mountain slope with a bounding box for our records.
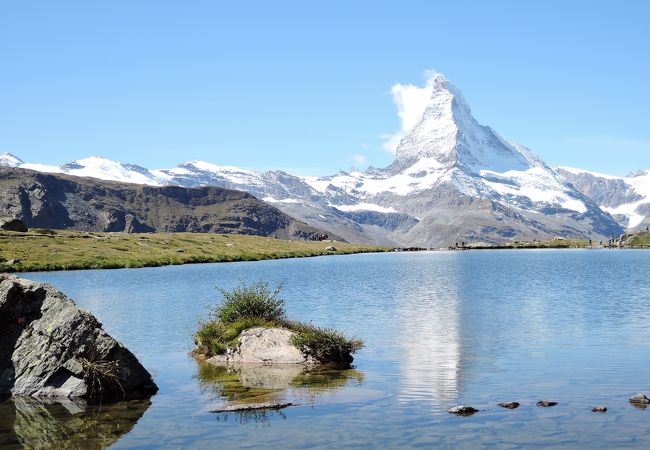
[558,167,650,230]
[0,74,626,245]
[0,167,340,240]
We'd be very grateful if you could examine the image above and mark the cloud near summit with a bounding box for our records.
[381,71,439,154]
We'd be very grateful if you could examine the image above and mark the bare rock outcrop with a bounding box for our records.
[0,275,157,401]
[206,327,315,365]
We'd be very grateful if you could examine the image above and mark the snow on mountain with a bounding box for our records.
[393,74,532,173]
[0,153,23,167]
[558,167,650,229]
[0,74,628,245]
[0,153,166,184]
[64,156,170,185]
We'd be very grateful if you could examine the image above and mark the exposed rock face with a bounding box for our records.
[558,167,650,230]
[0,218,27,232]
[206,327,314,365]
[0,275,157,401]
[0,168,343,241]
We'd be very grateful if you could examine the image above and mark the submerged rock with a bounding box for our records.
[0,275,157,401]
[447,405,479,416]
[629,394,650,405]
[498,401,520,409]
[536,400,558,407]
[211,402,293,413]
[0,218,27,232]
[206,327,315,365]
[592,406,608,413]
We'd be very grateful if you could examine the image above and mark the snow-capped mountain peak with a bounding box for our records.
[0,152,24,167]
[394,75,532,174]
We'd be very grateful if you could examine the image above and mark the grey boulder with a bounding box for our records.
[206,327,315,365]
[0,275,157,401]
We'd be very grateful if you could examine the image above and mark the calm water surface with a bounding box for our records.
[5,249,650,448]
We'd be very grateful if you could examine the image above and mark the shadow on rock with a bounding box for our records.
[0,395,151,450]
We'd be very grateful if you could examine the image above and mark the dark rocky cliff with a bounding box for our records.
[0,168,341,241]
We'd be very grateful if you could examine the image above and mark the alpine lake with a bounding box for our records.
[2,249,650,449]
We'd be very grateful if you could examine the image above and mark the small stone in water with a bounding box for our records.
[211,402,293,413]
[447,405,479,416]
[498,402,520,409]
[592,406,607,413]
[629,394,650,405]
[536,400,558,407]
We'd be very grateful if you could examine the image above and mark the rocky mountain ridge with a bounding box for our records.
[0,167,338,240]
[557,167,650,231]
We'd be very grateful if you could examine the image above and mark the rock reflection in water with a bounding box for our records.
[0,396,151,450]
[195,360,364,421]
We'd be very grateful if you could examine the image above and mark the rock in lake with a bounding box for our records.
[0,275,157,401]
[211,402,293,413]
[206,327,315,365]
[0,218,27,232]
[629,394,650,405]
[592,406,608,413]
[447,405,479,416]
[536,400,558,407]
[498,401,520,409]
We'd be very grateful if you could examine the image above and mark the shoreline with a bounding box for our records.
[2,229,647,273]
[0,229,388,273]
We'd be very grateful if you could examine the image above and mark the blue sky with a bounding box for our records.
[1,0,649,176]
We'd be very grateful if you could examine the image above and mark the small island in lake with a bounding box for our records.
[193,281,364,366]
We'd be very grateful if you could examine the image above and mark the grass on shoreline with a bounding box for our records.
[462,232,650,250]
[0,229,388,272]
[460,238,594,250]
[625,231,650,248]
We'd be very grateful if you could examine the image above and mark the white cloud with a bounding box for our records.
[382,70,440,154]
[353,154,368,166]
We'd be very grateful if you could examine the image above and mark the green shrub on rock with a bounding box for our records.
[194,281,363,365]
[290,323,364,364]
[214,281,286,324]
